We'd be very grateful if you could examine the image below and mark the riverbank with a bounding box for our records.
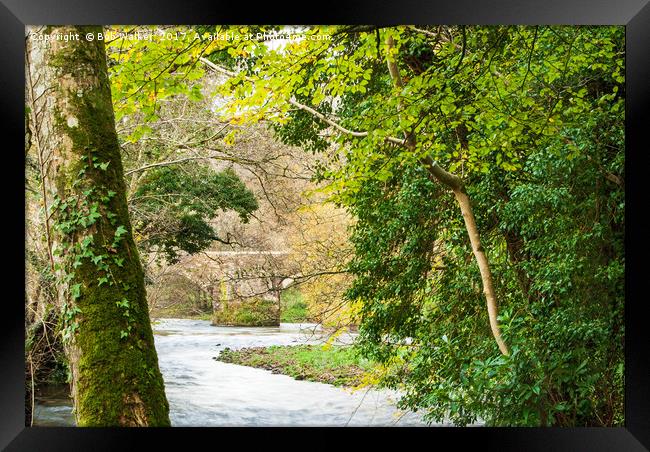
[216,344,374,387]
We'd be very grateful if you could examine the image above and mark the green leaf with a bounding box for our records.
[114,225,127,238]
[70,283,82,300]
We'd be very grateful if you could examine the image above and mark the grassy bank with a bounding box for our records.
[280,289,309,323]
[216,345,374,387]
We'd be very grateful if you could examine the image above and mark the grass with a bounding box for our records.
[280,288,309,323]
[216,344,375,387]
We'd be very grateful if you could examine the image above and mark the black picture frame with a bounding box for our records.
[3,1,649,450]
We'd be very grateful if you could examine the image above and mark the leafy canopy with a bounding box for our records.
[132,164,258,263]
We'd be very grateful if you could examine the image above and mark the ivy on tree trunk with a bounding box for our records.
[26,25,171,427]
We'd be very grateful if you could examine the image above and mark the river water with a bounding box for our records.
[33,318,439,427]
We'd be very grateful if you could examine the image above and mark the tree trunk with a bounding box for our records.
[386,35,508,355]
[422,158,509,355]
[452,188,509,356]
[26,26,170,426]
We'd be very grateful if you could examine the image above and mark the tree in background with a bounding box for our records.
[285,201,355,329]
[130,164,258,264]
[26,26,170,426]
[113,69,261,266]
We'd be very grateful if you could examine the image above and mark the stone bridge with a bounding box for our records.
[175,250,298,324]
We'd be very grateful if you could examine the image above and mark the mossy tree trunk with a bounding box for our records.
[26,26,170,426]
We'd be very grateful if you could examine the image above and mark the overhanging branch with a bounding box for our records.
[199,57,406,146]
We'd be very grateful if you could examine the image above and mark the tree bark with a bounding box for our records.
[451,188,509,355]
[26,26,170,426]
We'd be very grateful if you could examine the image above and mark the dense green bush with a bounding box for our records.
[212,298,279,327]
[132,164,258,263]
[349,141,624,426]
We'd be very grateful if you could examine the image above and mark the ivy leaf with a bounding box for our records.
[70,283,82,300]
[114,225,127,238]
[81,235,94,249]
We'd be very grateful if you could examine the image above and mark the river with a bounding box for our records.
[32,318,440,427]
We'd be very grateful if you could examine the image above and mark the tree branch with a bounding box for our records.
[199,57,406,146]
[124,156,213,176]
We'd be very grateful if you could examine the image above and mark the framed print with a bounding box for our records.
[3,0,649,449]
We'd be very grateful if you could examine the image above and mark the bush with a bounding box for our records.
[212,298,279,326]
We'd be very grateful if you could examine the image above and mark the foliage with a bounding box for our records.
[27,24,625,427]
[106,26,209,143]
[286,201,355,328]
[131,163,258,263]
[106,25,283,143]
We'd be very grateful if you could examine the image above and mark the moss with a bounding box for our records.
[216,345,375,387]
[69,240,170,426]
[44,26,170,426]
[212,298,279,327]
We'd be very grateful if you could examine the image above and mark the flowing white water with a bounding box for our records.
[33,319,438,426]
